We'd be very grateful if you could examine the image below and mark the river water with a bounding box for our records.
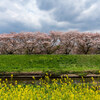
[1,77,100,85]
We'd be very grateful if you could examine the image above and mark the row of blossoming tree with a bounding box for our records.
[0,31,100,54]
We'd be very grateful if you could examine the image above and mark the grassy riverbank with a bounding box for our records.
[0,55,100,74]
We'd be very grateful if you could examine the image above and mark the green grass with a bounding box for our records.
[0,55,100,74]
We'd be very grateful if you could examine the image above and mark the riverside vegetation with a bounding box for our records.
[1,31,100,100]
[0,75,100,100]
[0,55,100,74]
[0,55,100,99]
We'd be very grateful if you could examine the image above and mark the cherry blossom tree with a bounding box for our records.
[0,33,17,54]
[0,31,100,54]
[60,31,79,54]
[76,32,100,54]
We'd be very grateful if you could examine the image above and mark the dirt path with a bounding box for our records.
[0,72,100,78]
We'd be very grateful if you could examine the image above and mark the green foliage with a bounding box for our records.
[0,55,100,73]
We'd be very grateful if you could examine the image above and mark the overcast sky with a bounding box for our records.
[0,0,100,33]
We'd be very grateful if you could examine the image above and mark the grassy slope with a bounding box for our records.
[0,55,100,73]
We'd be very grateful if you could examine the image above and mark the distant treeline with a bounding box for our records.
[0,31,100,54]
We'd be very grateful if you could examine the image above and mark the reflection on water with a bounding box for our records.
[0,77,100,85]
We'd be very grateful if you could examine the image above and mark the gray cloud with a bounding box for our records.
[0,0,100,33]
[36,0,56,11]
[37,0,100,32]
